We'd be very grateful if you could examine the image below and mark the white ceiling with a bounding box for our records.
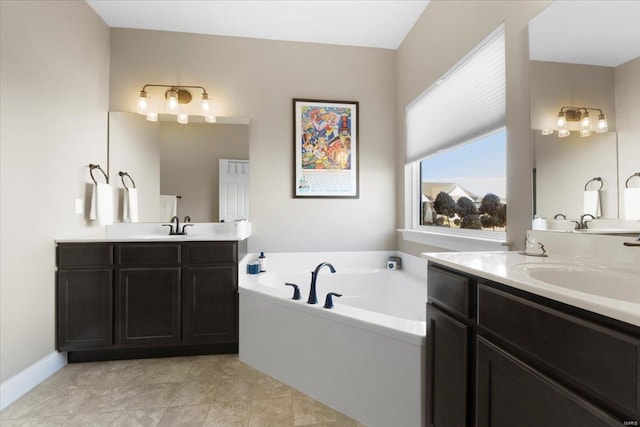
[529,0,640,67]
[86,0,430,50]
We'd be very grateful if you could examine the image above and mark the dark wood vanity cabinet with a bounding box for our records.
[426,262,640,427]
[116,243,182,347]
[56,240,243,360]
[426,265,474,427]
[57,244,114,351]
[182,242,238,345]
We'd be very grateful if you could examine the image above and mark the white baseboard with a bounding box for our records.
[0,351,67,411]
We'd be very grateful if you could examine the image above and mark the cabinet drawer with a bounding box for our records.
[183,242,237,265]
[57,244,113,267]
[478,284,640,418]
[428,265,471,319]
[117,244,180,265]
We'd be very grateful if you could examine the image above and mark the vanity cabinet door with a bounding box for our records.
[476,337,620,427]
[182,265,237,344]
[118,267,181,347]
[426,303,470,427]
[57,268,113,350]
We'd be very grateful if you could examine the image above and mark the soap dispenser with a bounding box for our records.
[258,252,267,272]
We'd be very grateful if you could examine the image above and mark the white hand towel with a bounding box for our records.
[624,188,640,220]
[89,183,114,226]
[160,195,178,221]
[583,190,601,218]
[123,188,139,223]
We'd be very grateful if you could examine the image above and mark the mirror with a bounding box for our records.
[528,1,640,231]
[108,112,250,223]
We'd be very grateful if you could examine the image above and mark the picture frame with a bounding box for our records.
[293,98,359,198]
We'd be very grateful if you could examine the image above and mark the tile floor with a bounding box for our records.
[0,354,365,427]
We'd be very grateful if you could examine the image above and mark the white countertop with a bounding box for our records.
[422,251,640,328]
[55,233,249,243]
[56,221,251,243]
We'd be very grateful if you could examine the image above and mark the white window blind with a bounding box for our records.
[405,25,505,163]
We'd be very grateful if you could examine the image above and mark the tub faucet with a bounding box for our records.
[307,262,336,304]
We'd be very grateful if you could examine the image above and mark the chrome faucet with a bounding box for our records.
[307,262,336,304]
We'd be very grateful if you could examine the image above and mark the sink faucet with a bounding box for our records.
[577,214,595,230]
[307,262,336,304]
[163,216,190,235]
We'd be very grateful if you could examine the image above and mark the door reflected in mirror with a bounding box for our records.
[108,112,250,223]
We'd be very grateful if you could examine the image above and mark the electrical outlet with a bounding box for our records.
[75,198,83,215]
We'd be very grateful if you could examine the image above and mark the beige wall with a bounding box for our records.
[615,57,640,219]
[159,123,249,222]
[0,1,109,382]
[108,112,161,222]
[110,29,398,252]
[396,0,551,256]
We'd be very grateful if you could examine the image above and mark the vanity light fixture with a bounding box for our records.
[135,84,216,123]
[542,106,608,138]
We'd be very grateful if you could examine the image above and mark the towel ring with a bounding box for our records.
[584,177,603,191]
[118,171,136,189]
[625,172,640,188]
[89,164,108,184]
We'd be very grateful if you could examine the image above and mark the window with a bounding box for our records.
[402,24,506,250]
[420,130,506,231]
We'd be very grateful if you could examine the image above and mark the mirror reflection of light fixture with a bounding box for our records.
[135,84,216,123]
[177,113,189,125]
[543,106,607,138]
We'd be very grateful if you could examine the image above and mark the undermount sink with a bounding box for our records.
[514,262,640,303]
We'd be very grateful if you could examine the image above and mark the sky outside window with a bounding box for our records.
[421,130,506,199]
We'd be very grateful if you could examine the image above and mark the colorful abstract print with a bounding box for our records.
[300,105,352,170]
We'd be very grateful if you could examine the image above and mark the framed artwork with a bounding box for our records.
[293,98,359,198]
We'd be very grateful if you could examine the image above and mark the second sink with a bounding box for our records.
[514,262,640,303]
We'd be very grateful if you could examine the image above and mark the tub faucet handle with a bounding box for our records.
[323,292,342,309]
[285,283,302,300]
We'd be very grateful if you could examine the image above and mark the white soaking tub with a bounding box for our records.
[239,251,427,427]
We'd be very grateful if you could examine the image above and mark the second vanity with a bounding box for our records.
[55,224,249,362]
[423,236,640,426]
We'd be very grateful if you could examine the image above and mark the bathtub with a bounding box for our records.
[239,251,427,427]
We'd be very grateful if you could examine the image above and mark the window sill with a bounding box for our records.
[398,228,511,252]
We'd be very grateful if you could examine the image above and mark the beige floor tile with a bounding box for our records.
[211,376,254,402]
[219,358,263,379]
[292,393,338,426]
[145,364,192,384]
[252,376,294,400]
[0,389,56,420]
[170,380,218,406]
[248,397,294,427]
[203,401,251,427]
[126,383,179,410]
[64,411,121,426]
[0,416,69,427]
[112,408,166,427]
[80,384,142,413]
[37,389,93,417]
[156,404,210,427]
[4,355,363,427]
